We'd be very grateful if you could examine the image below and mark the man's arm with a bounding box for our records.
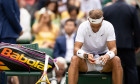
[107,40,117,56]
[74,42,83,55]
[74,42,95,64]
[132,7,140,52]
[2,0,22,34]
[100,40,117,65]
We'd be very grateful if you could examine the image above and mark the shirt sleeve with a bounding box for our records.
[75,23,85,43]
[107,23,116,41]
[2,0,22,34]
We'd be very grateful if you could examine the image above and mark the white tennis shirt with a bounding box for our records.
[75,20,116,54]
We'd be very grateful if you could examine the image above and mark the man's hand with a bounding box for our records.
[19,31,23,36]
[87,54,96,64]
[99,54,110,65]
[135,48,140,54]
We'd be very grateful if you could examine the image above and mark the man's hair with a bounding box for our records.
[89,9,103,19]
[56,57,68,69]
[65,18,77,27]
[68,6,79,15]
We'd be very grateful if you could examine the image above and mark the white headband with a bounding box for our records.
[88,16,103,24]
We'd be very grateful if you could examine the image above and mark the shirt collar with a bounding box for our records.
[65,32,75,39]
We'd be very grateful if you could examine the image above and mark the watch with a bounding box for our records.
[85,53,88,59]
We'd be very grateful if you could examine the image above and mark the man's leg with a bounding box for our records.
[101,56,123,84]
[11,76,19,84]
[68,56,88,84]
[117,48,139,84]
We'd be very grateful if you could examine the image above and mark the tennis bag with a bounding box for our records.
[0,43,55,72]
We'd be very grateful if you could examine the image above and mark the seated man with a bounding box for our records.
[68,9,123,84]
[53,18,76,62]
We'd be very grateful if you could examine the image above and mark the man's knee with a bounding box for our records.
[112,56,122,68]
[112,56,121,63]
[71,56,81,66]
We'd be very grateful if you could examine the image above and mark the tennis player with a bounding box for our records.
[68,9,123,84]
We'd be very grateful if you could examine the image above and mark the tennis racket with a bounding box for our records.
[36,55,59,84]
[36,55,50,84]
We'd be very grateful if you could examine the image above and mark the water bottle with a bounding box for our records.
[94,54,103,71]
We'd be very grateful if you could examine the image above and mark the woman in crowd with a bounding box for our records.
[32,11,59,49]
[35,0,60,28]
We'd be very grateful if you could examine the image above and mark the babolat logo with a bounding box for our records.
[0,48,52,71]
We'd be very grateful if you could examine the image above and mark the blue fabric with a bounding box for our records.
[103,1,140,84]
[53,35,76,58]
[117,48,139,84]
[0,0,22,39]
[103,1,140,49]
[0,38,17,44]
[53,35,67,58]
[0,0,22,83]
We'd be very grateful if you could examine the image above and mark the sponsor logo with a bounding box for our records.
[0,48,52,71]
[78,52,81,54]
[101,34,104,36]
[0,61,10,70]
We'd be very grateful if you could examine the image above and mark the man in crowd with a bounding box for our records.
[51,57,68,84]
[103,0,140,84]
[0,0,23,84]
[53,18,76,63]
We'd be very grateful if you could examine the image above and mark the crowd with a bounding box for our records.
[0,0,140,84]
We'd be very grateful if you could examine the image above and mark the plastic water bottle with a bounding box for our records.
[94,54,103,71]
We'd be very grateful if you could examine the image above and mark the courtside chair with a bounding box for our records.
[16,39,31,44]
[66,71,112,84]
[20,43,39,50]
[38,48,53,58]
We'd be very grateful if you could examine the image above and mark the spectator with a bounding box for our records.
[58,0,67,13]
[66,0,80,8]
[24,0,36,6]
[37,0,49,10]
[25,0,38,26]
[32,11,59,49]
[17,0,32,42]
[8,76,19,84]
[125,0,136,5]
[80,0,102,15]
[0,0,23,84]
[136,0,140,8]
[103,0,140,84]
[51,57,68,84]
[101,0,116,7]
[35,0,60,27]
[61,0,85,20]
[53,19,76,62]
[60,6,84,35]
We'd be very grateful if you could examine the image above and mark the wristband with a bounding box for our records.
[76,49,85,59]
[106,51,115,59]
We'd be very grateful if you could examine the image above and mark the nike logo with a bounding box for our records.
[78,52,81,54]
[101,34,104,36]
